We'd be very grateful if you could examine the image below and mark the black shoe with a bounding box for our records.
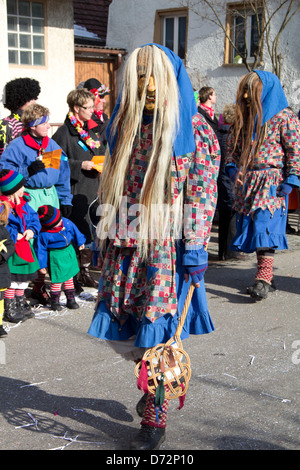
[15,296,34,319]
[247,279,276,295]
[50,301,63,311]
[130,425,166,450]
[66,299,79,309]
[249,280,270,300]
[3,298,28,323]
[65,288,80,309]
[136,394,148,417]
[0,325,7,337]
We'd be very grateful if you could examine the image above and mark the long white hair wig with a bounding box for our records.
[97,45,180,256]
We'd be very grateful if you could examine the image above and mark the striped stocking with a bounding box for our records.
[141,390,170,429]
[4,288,15,299]
[255,250,274,285]
[15,289,25,297]
[63,278,74,291]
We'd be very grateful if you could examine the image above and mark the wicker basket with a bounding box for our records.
[134,284,195,400]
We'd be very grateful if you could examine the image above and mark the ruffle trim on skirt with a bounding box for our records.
[230,206,289,253]
[231,231,288,253]
[88,282,215,349]
[88,241,215,348]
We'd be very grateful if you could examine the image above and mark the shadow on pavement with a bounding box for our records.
[0,376,136,449]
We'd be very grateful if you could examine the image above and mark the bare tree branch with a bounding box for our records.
[175,0,300,76]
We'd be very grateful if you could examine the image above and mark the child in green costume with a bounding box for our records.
[35,205,86,311]
[0,169,40,323]
[0,200,15,335]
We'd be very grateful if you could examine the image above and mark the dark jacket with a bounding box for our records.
[88,112,109,146]
[0,225,15,288]
[52,117,106,243]
[216,123,234,212]
[197,106,220,140]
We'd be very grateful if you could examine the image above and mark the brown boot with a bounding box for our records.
[78,249,98,288]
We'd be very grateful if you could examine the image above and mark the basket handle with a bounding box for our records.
[174,283,195,340]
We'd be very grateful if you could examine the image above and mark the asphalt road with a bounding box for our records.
[0,225,299,452]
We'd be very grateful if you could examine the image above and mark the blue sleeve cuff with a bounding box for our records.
[183,246,208,266]
[285,175,300,188]
[225,163,237,178]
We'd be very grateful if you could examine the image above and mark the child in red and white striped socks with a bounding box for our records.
[0,169,40,323]
[35,205,86,311]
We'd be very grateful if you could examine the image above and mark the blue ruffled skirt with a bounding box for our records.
[88,243,214,348]
[230,203,288,253]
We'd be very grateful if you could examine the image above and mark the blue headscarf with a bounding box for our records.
[106,43,197,157]
[254,70,288,125]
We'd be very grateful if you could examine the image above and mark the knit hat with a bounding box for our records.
[0,169,25,195]
[84,78,101,90]
[38,205,62,229]
[84,78,110,97]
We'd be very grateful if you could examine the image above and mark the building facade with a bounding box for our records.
[106,0,300,115]
[0,0,75,124]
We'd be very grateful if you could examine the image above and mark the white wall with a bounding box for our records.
[0,0,11,109]
[0,0,75,124]
[106,0,300,115]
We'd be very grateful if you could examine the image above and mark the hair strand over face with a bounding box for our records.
[231,72,264,181]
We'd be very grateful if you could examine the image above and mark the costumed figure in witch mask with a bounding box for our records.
[88,44,220,450]
[0,170,41,323]
[225,71,300,300]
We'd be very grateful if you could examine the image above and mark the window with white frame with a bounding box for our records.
[233,11,262,60]
[154,9,188,60]
[163,15,187,59]
[225,2,263,64]
[7,0,45,66]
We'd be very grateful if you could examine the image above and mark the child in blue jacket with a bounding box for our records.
[0,200,15,335]
[35,205,86,311]
[0,169,41,322]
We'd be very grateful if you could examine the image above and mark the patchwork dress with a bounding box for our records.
[225,108,300,253]
[88,113,220,348]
